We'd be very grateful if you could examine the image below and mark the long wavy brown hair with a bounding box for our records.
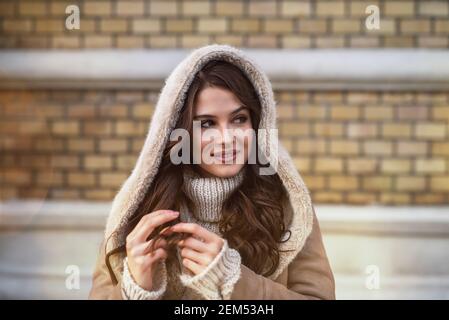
[105,60,292,285]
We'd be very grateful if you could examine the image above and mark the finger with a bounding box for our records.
[182,258,203,275]
[178,236,209,253]
[133,210,179,243]
[130,237,167,256]
[170,223,215,243]
[128,210,166,239]
[180,247,211,266]
[149,247,168,263]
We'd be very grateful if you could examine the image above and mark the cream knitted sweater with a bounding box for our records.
[120,168,245,300]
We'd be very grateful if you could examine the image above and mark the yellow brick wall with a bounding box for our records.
[1,0,448,49]
[1,90,448,204]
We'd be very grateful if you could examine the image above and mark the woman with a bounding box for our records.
[88,44,335,300]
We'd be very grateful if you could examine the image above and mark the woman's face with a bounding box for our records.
[193,86,253,178]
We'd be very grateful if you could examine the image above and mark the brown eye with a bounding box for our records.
[233,115,248,124]
[201,120,214,128]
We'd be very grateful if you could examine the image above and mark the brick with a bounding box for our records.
[67,104,96,118]
[385,1,415,16]
[84,1,112,15]
[280,122,309,136]
[100,19,128,32]
[68,173,96,187]
[181,35,211,48]
[116,1,144,15]
[277,105,295,119]
[248,35,277,48]
[419,1,449,16]
[280,1,311,16]
[432,142,449,156]
[400,20,431,34]
[3,19,32,33]
[84,120,113,136]
[302,175,326,190]
[36,171,63,187]
[396,177,426,191]
[380,193,410,205]
[363,177,392,191]
[166,19,194,33]
[281,35,311,48]
[398,106,429,120]
[85,155,113,170]
[332,20,361,33]
[315,158,343,173]
[51,155,80,169]
[350,1,380,16]
[296,139,327,155]
[3,169,31,185]
[382,123,412,138]
[198,18,228,33]
[99,139,128,152]
[331,106,360,120]
[150,1,178,16]
[364,141,393,156]
[117,36,145,48]
[0,2,16,16]
[52,121,79,135]
[348,158,377,173]
[363,105,393,120]
[98,104,129,118]
[132,103,154,119]
[314,92,344,103]
[397,141,427,156]
[329,176,358,191]
[313,123,343,137]
[84,189,115,201]
[432,107,449,121]
[381,159,411,174]
[36,19,65,33]
[415,159,446,173]
[231,19,261,33]
[182,1,211,15]
[316,1,345,16]
[430,176,449,191]
[292,157,310,172]
[435,20,449,33]
[415,123,447,139]
[314,192,343,203]
[298,19,327,34]
[347,92,379,104]
[19,1,46,15]
[115,121,147,136]
[368,19,396,35]
[53,36,81,48]
[67,138,95,152]
[132,19,161,33]
[249,1,277,16]
[149,35,177,48]
[215,35,244,47]
[264,19,294,33]
[116,155,138,170]
[318,34,344,47]
[347,123,378,138]
[99,172,128,187]
[347,193,377,204]
[418,36,448,48]
[216,1,243,16]
[330,141,359,155]
[84,35,113,48]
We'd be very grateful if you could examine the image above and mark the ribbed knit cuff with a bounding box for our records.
[121,256,167,300]
[179,239,242,300]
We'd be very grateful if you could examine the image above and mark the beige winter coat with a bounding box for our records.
[88,44,336,300]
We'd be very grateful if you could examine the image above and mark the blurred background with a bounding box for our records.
[0,0,448,299]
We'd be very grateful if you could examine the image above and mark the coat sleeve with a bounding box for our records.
[230,207,336,300]
[88,238,123,300]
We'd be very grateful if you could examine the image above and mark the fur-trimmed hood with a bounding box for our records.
[104,44,314,281]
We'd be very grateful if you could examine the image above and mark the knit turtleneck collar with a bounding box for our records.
[181,167,245,223]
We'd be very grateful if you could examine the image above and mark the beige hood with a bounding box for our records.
[104,44,314,281]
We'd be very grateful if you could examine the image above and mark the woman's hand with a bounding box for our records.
[125,210,179,291]
[168,222,225,276]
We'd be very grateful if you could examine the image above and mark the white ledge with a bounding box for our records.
[1,200,449,235]
[0,49,448,91]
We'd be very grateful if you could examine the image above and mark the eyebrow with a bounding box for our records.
[194,105,248,119]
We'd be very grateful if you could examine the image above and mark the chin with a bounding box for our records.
[199,163,245,178]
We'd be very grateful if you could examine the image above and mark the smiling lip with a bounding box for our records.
[213,150,238,163]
